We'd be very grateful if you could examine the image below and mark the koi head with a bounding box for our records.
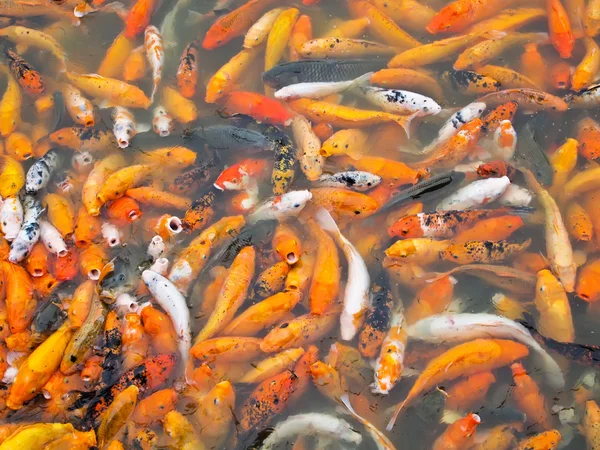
[458,413,481,438]
[107,196,142,223]
[212,381,235,409]
[388,215,423,238]
[98,255,135,302]
[510,362,527,377]
[152,108,173,137]
[72,152,94,174]
[214,164,249,191]
[231,191,258,212]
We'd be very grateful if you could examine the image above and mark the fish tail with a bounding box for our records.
[349,72,374,89]
[386,399,407,431]
[391,111,417,139]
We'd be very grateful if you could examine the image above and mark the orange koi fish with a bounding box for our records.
[521,43,547,90]
[203,0,277,49]
[405,275,455,324]
[194,246,255,343]
[387,339,528,429]
[289,14,312,61]
[573,37,600,90]
[548,0,575,58]
[535,269,575,342]
[308,219,340,315]
[511,362,552,429]
[1,261,36,333]
[515,430,562,449]
[454,216,525,243]
[427,0,513,34]
[220,91,294,125]
[372,305,407,395]
[445,372,496,411]
[576,258,600,302]
[433,413,481,450]
[549,61,573,89]
[576,117,600,160]
[261,310,340,353]
[124,0,157,39]
[193,381,235,448]
[478,88,568,111]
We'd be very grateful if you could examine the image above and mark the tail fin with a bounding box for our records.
[391,111,418,140]
[386,399,407,431]
[349,72,374,89]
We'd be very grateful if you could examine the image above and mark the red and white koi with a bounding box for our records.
[423,102,486,153]
[144,25,164,103]
[111,107,151,148]
[248,190,312,224]
[315,207,370,341]
[39,220,68,257]
[372,305,407,395]
[274,73,373,100]
[142,269,191,371]
[490,119,517,160]
[101,222,122,247]
[359,86,442,117]
[0,196,23,241]
[152,106,174,137]
[214,159,267,191]
[436,176,510,210]
[408,313,564,389]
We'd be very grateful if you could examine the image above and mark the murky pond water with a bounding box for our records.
[1,0,600,448]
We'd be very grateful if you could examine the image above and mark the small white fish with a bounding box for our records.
[316,171,382,191]
[407,313,565,389]
[0,196,23,241]
[72,151,95,173]
[498,183,533,207]
[101,222,122,247]
[147,235,166,260]
[152,106,174,137]
[372,305,407,396]
[315,207,370,341]
[259,413,362,450]
[3,350,25,385]
[247,190,312,224]
[244,8,285,49]
[111,106,150,148]
[26,150,60,194]
[423,101,487,153]
[142,269,191,372]
[275,72,373,100]
[358,85,442,117]
[436,176,510,210]
[491,119,517,160]
[144,25,164,103]
[61,83,95,127]
[39,220,68,257]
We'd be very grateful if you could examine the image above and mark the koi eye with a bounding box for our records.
[293,203,300,208]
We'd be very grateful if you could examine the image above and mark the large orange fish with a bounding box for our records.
[387,338,529,429]
[124,0,157,39]
[427,0,513,34]
[219,91,294,125]
[548,0,575,58]
[203,0,277,49]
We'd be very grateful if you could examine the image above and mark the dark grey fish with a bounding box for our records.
[262,59,388,90]
[33,295,66,333]
[198,125,276,152]
[514,119,554,186]
[378,171,466,213]
[98,255,136,303]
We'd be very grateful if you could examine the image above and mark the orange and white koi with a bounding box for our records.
[61,83,95,127]
[151,106,173,137]
[144,25,164,103]
[111,107,151,149]
[176,42,198,99]
[372,304,407,395]
[427,0,513,34]
[65,72,151,109]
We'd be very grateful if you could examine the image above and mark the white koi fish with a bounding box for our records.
[275,72,373,100]
[436,176,510,210]
[423,102,486,153]
[111,106,150,148]
[358,85,442,117]
[0,196,23,241]
[248,190,312,224]
[39,220,68,257]
[144,25,164,103]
